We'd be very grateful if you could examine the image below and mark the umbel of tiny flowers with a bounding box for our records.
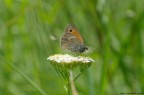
[47,54,95,95]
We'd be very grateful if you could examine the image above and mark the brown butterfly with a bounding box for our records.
[61,24,88,53]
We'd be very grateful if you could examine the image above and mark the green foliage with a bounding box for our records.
[0,0,144,95]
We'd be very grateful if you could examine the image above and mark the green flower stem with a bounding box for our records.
[70,71,78,95]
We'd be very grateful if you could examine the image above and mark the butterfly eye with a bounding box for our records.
[69,29,72,32]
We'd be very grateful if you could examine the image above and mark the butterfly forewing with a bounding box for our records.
[61,24,88,53]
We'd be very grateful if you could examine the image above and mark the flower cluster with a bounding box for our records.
[47,54,94,80]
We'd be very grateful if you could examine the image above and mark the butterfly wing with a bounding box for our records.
[61,32,82,52]
[61,24,88,53]
[65,24,84,43]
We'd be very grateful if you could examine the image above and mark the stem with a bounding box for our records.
[70,71,78,95]
[73,72,82,82]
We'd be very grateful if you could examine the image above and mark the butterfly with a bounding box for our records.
[60,24,88,53]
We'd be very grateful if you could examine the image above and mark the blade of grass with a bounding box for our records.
[0,56,48,95]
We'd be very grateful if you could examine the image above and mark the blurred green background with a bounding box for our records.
[0,0,144,95]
